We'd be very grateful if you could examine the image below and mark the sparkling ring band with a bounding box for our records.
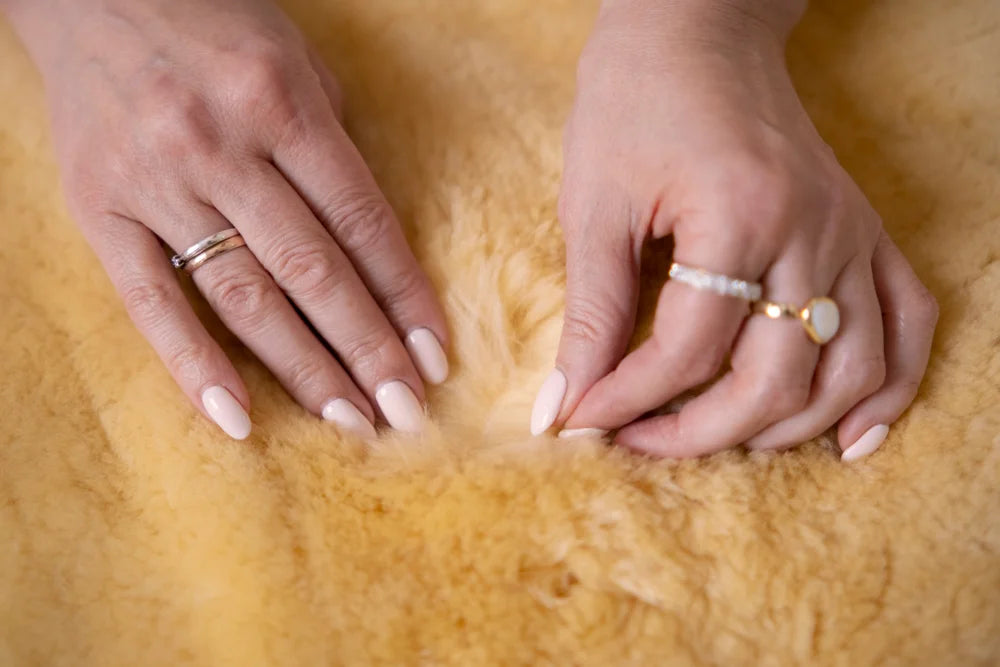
[752,296,841,345]
[668,262,763,301]
[171,228,245,273]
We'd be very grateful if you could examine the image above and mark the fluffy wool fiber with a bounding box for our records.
[1,0,998,664]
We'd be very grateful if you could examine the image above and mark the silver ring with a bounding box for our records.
[668,262,763,301]
[171,228,241,270]
[182,235,247,273]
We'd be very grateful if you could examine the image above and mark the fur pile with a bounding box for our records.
[1,0,998,663]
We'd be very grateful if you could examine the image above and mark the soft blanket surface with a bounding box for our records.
[1,0,998,664]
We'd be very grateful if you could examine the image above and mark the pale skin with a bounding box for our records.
[1,0,937,458]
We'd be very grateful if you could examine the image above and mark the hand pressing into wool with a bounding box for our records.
[1,0,450,439]
[532,0,938,461]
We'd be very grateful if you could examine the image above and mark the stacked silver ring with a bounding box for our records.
[170,228,246,273]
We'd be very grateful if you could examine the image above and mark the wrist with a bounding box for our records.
[596,0,806,51]
[1,0,105,79]
[1,0,61,66]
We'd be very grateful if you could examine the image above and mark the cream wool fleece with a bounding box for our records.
[1,0,998,664]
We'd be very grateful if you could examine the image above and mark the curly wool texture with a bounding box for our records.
[1,0,998,664]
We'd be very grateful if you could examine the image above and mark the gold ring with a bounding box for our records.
[183,235,247,273]
[752,296,841,345]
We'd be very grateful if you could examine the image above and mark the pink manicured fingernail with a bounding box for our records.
[557,427,608,439]
[375,380,424,433]
[530,369,567,435]
[201,386,251,440]
[322,398,377,439]
[841,424,889,462]
[405,328,449,385]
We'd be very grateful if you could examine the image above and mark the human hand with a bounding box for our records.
[2,0,449,439]
[531,0,938,460]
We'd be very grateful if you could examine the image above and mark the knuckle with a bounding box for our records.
[211,267,276,329]
[342,329,394,377]
[715,157,794,226]
[911,286,940,327]
[121,280,175,328]
[650,317,730,387]
[562,293,627,349]
[668,336,728,386]
[225,46,305,134]
[381,267,428,310]
[562,309,607,349]
[897,378,923,402]
[845,354,887,397]
[163,344,216,383]
[231,45,291,104]
[322,192,394,254]
[269,240,343,298]
[137,83,218,160]
[757,379,811,420]
[282,356,329,398]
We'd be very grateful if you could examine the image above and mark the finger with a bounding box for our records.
[745,258,885,451]
[560,223,773,434]
[151,202,379,438]
[614,250,830,458]
[837,231,938,461]
[209,162,428,431]
[85,213,251,440]
[307,47,345,125]
[267,95,450,385]
[530,200,639,436]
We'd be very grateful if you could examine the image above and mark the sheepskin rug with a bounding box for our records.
[1,0,998,664]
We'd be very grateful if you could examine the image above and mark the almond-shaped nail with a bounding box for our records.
[530,369,567,436]
[841,424,889,462]
[557,427,608,439]
[405,328,449,385]
[201,386,251,440]
[322,398,377,439]
[375,380,424,433]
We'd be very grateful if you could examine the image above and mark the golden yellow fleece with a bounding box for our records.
[1,0,998,664]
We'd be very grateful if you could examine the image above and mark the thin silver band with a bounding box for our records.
[171,228,241,270]
[668,262,763,301]
[183,235,247,273]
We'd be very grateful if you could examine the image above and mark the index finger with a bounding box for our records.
[562,229,771,432]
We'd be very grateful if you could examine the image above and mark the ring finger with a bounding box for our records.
[744,257,885,451]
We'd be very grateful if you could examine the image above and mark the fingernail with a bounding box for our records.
[375,380,424,433]
[201,386,251,440]
[405,328,449,385]
[322,398,377,439]
[841,424,889,462]
[557,427,608,439]
[530,369,567,435]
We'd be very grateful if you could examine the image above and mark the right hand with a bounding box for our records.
[3,0,449,439]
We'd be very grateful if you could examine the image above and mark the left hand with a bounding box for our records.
[530,0,938,460]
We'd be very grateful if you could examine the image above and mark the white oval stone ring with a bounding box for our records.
[752,296,841,345]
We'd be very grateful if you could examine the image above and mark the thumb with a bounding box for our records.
[530,221,640,435]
